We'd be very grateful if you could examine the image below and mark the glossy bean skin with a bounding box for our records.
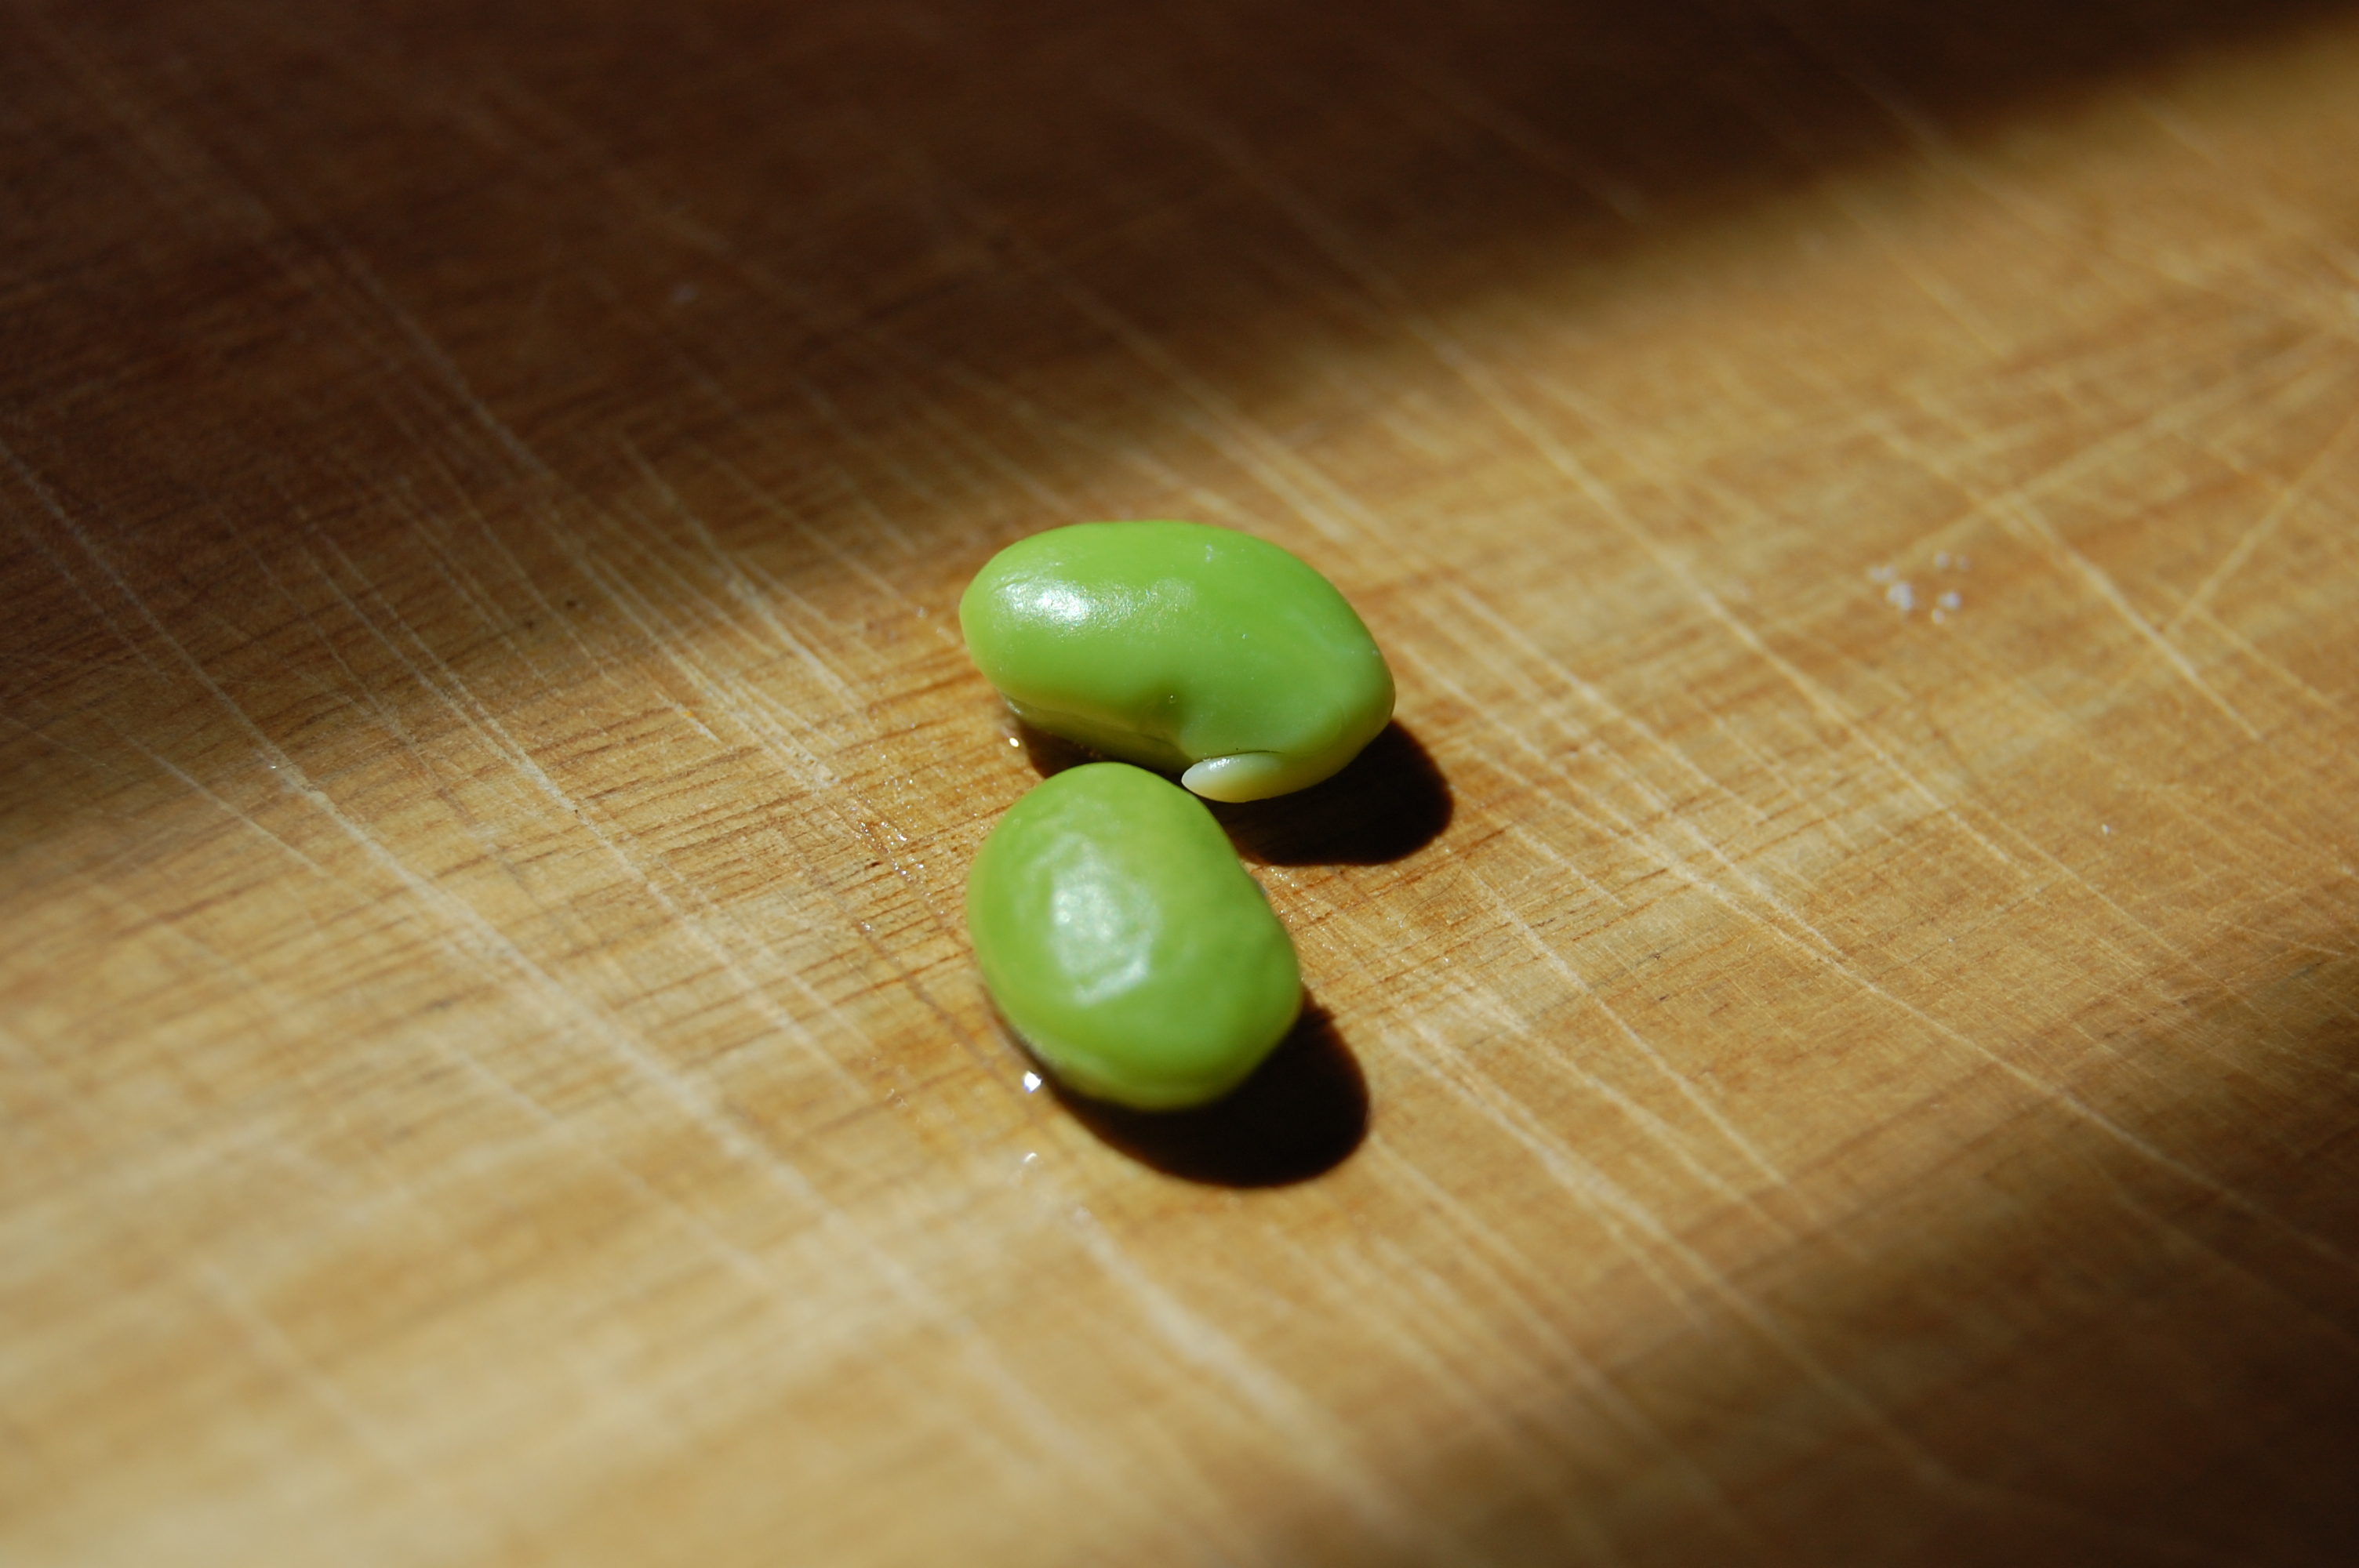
[959,521,1394,802]
[965,763,1302,1110]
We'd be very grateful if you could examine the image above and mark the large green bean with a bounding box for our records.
[960,521,1394,801]
[965,763,1302,1109]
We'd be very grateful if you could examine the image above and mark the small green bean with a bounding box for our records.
[959,521,1394,801]
[965,762,1302,1109]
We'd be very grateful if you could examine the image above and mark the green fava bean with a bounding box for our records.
[965,762,1303,1110]
[959,520,1394,802]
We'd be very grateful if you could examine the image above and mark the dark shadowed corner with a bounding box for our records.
[9,0,2357,837]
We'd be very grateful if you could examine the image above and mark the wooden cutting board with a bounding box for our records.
[6,2,2358,1563]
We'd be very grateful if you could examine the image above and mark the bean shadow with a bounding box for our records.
[1009,717,1451,866]
[1044,1003,1368,1188]
[1209,724,1451,866]
[1005,713,1100,780]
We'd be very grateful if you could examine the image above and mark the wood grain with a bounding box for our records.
[6,1,2359,1563]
